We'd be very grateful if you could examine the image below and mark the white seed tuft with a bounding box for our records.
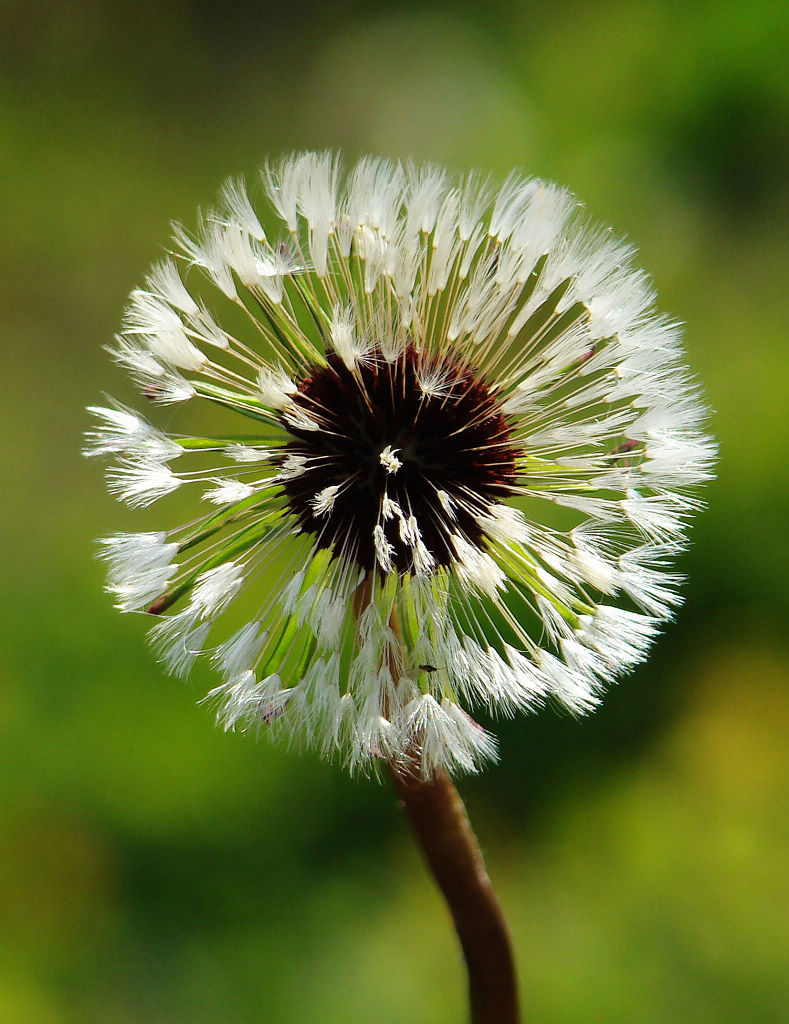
[106,460,182,508]
[258,366,298,410]
[202,479,256,505]
[330,304,366,370]
[379,445,402,474]
[373,525,395,573]
[312,484,340,516]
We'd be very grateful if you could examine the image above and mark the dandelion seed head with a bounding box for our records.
[87,152,715,777]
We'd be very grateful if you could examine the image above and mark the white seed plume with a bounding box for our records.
[202,479,256,505]
[106,460,182,508]
[373,525,396,573]
[379,446,402,474]
[97,532,179,612]
[258,366,298,409]
[312,485,340,516]
[123,291,207,371]
[330,304,366,369]
[85,404,182,462]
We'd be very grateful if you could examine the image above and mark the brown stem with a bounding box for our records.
[388,763,520,1024]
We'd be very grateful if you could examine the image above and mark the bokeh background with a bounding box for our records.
[2,0,787,1021]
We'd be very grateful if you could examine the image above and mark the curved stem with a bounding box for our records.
[387,763,520,1024]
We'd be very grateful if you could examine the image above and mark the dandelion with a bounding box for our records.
[87,152,715,1024]
[86,152,714,778]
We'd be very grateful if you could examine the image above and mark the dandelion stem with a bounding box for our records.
[387,763,520,1024]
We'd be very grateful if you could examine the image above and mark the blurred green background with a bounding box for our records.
[2,0,787,1020]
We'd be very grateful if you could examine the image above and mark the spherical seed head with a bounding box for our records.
[86,152,716,778]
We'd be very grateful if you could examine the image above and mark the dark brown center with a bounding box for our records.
[279,346,519,574]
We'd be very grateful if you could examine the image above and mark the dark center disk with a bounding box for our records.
[279,346,519,573]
